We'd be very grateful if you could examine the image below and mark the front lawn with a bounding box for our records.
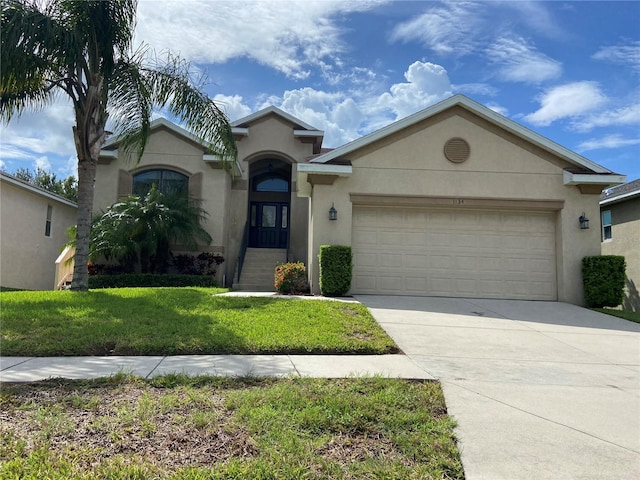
[0,288,398,356]
[594,308,640,324]
[0,375,464,479]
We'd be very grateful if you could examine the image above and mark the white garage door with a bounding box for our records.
[352,206,557,300]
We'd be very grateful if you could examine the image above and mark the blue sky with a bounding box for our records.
[1,0,639,181]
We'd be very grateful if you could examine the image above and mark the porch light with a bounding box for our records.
[329,203,338,221]
[579,212,589,230]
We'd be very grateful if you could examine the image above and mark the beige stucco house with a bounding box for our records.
[94,95,625,305]
[600,179,640,311]
[0,172,78,290]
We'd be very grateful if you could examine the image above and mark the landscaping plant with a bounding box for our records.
[582,255,626,307]
[274,262,310,294]
[319,245,353,296]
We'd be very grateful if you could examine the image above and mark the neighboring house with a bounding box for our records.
[600,179,640,311]
[93,94,625,305]
[0,171,77,290]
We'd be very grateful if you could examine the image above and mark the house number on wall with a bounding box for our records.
[453,198,464,205]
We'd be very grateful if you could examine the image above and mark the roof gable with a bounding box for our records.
[231,105,319,131]
[102,118,209,151]
[310,94,613,175]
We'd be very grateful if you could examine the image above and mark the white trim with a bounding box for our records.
[99,150,118,161]
[296,164,352,198]
[311,94,615,175]
[294,129,324,138]
[232,127,249,136]
[563,171,626,186]
[0,172,78,207]
[231,105,319,131]
[297,163,352,176]
[203,154,244,176]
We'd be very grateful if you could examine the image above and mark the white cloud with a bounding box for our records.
[485,103,509,117]
[272,88,363,147]
[0,96,76,161]
[34,156,52,172]
[373,61,453,120]
[255,61,453,147]
[136,0,386,79]
[592,41,640,73]
[572,103,640,132]
[390,2,483,56]
[487,36,562,84]
[213,95,253,122]
[577,134,640,152]
[524,82,607,126]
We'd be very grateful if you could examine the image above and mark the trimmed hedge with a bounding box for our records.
[274,262,310,294]
[319,245,352,296]
[88,274,218,289]
[582,255,626,308]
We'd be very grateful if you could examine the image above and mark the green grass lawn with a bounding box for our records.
[594,308,640,324]
[0,288,398,356]
[0,375,464,479]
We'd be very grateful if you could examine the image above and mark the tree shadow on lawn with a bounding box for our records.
[1,289,248,356]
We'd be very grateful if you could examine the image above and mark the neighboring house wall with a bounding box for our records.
[0,173,77,290]
[601,192,640,311]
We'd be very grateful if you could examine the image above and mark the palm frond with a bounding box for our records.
[0,0,74,120]
[108,49,237,164]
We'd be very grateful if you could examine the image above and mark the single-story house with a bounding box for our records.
[600,179,640,311]
[94,94,626,305]
[0,171,78,290]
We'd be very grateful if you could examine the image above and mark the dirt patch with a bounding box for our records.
[0,383,257,473]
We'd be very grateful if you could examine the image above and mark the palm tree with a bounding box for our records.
[0,0,236,290]
[90,185,213,274]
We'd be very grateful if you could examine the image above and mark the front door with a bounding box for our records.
[249,202,289,248]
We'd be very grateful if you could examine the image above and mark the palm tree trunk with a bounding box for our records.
[70,82,107,291]
[70,157,97,291]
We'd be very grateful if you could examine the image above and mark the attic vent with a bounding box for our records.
[444,137,470,163]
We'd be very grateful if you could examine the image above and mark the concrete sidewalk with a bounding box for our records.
[0,354,432,382]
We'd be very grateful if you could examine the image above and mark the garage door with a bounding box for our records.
[352,206,557,300]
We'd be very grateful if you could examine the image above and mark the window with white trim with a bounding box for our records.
[601,210,612,240]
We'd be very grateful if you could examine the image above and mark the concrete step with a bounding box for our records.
[235,248,287,291]
[234,283,275,292]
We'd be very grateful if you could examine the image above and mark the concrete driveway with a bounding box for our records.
[355,295,640,480]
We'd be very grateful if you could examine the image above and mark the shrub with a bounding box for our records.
[174,252,224,276]
[318,245,352,296]
[582,255,626,307]
[274,262,310,294]
[88,274,218,289]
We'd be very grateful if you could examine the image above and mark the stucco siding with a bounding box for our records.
[307,111,603,304]
[95,127,230,282]
[0,177,77,290]
[601,197,640,311]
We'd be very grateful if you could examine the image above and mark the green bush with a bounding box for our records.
[88,274,218,289]
[319,245,352,296]
[274,262,309,294]
[582,255,626,307]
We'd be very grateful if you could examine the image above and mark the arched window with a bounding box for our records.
[253,174,289,192]
[132,169,188,196]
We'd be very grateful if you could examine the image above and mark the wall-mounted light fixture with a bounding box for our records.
[329,203,338,221]
[579,212,590,230]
